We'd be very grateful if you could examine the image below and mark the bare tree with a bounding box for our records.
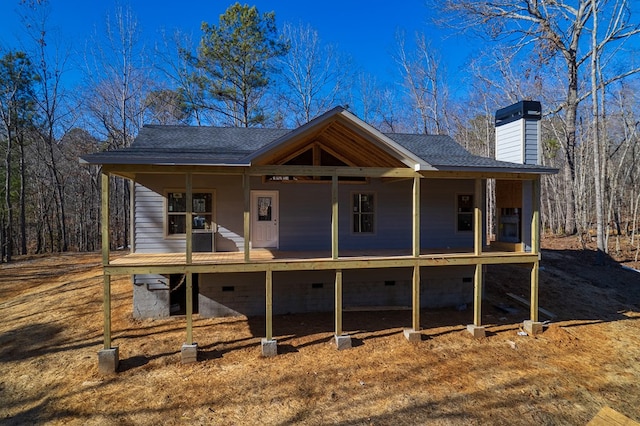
[155,30,211,126]
[435,0,640,236]
[275,22,352,126]
[0,51,37,261]
[83,5,151,249]
[396,32,450,135]
[20,1,77,253]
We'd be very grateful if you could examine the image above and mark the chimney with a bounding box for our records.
[495,101,542,165]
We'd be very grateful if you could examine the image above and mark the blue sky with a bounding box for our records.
[0,0,475,90]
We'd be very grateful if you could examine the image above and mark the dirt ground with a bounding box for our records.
[1,236,639,425]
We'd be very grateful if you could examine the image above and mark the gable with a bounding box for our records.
[252,119,407,168]
[249,107,422,169]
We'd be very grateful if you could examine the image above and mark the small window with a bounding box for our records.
[457,194,473,232]
[353,193,374,233]
[167,191,213,235]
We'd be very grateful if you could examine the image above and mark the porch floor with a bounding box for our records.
[108,247,532,267]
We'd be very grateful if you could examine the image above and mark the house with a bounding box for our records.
[81,103,556,373]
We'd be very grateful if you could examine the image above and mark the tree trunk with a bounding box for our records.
[4,128,13,262]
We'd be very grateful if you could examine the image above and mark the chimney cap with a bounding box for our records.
[495,101,541,126]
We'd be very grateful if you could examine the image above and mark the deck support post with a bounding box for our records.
[404,263,422,342]
[98,172,118,373]
[262,268,277,356]
[468,178,486,338]
[243,172,251,263]
[334,269,351,349]
[181,271,198,363]
[525,177,543,335]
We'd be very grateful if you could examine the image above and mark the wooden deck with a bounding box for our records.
[105,247,539,275]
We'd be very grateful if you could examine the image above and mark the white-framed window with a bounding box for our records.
[352,192,375,233]
[457,194,473,232]
[166,191,214,236]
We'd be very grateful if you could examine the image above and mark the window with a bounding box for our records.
[353,193,374,233]
[167,192,213,235]
[457,194,473,232]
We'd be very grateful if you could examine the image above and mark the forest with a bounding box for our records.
[1,0,639,262]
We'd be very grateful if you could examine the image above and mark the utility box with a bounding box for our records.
[495,100,541,165]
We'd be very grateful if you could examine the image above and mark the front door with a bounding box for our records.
[251,191,279,248]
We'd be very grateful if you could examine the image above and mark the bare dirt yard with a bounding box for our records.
[1,236,640,425]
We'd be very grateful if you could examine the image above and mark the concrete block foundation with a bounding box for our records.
[466,324,486,338]
[403,328,422,342]
[261,338,277,357]
[98,347,119,374]
[523,320,543,336]
[335,334,352,350]
[181,343,198,364]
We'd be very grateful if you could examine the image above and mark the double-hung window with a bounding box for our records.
[353,193,375,233]
[167,192,213,236]
[457,194,473,232]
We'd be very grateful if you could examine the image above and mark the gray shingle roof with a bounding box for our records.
[81,123,555,174]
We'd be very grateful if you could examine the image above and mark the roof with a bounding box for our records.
[81,107,556,174]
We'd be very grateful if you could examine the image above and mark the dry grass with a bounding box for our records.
[1,237,640,425]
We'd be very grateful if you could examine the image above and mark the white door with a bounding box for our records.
[251,191,279,248]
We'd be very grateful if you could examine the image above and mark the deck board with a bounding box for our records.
[108,247,533,267]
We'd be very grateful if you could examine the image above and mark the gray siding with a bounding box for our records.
[134,183,184,253]
[495,120,522,163]
[133,176,479,253]
[422,179,476,249]
[496,118,540,166]
[524,119,541,165]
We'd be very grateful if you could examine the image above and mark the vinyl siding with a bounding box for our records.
[133,176,479,253]
[495,120,523,163]
[524,119,540,165]
[496,118,540,165]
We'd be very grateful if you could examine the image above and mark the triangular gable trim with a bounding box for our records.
[245,106,431,169]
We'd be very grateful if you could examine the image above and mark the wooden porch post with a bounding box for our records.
[101,172,111,349]
[469,178,485,336]
[332,174,338,259]
[473,178,483,325]
[129,178,135,253]
[473,264,483,326]
[413,175,421,256]
[98,171,118,373]
[186,272,193,345]
[530,177,541,322]
[412,264,420,331]
[243,172,251,262]
[101,172,110,266]
[335,269,343,336]
[103,275,111,349]
[412,175,421,331]
[265,268,273,341]
[474,178,483,256]
[185,173,193,264]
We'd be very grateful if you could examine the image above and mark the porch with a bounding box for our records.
[97,166,544,372]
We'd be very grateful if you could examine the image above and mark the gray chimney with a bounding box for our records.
[495,101,542,165]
